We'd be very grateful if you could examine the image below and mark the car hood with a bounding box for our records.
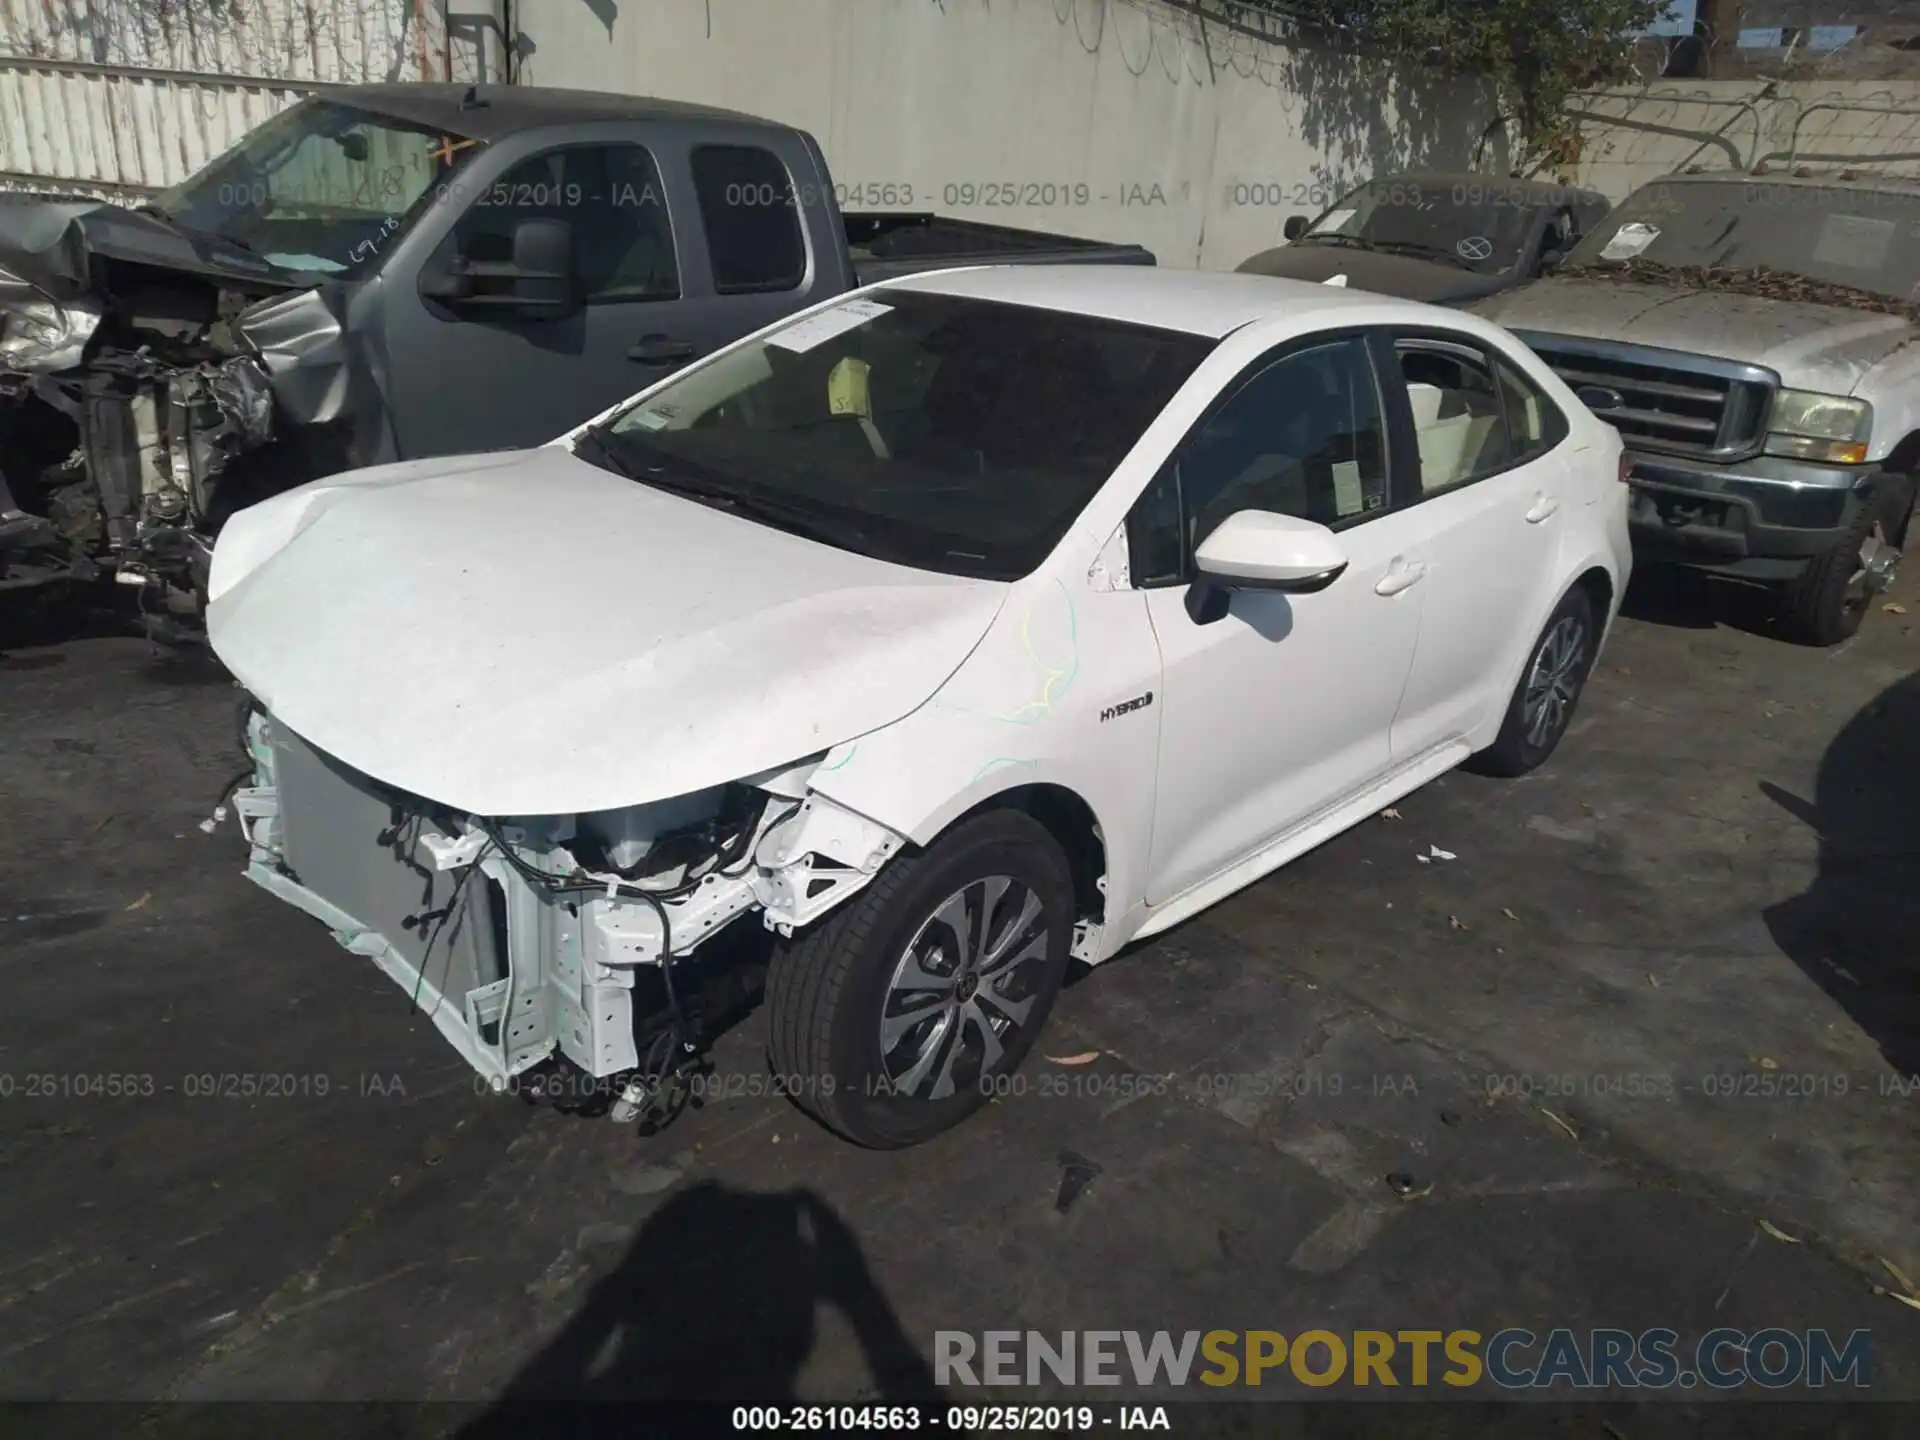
[1236,244,1510,304]
[1471,277,1918,394]
[206,445,1010,816]
[0,192,298,299]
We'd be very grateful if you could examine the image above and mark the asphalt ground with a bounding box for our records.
[1,563,1916,1435]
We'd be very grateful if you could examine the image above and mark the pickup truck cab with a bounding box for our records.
[1473,169,1920,645]
[1237,173,1613,305]
[0,84,1151,625]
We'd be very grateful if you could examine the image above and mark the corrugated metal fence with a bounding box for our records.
[0,0,500,195]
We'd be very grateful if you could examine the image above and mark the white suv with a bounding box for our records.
[207,266,1631,1148]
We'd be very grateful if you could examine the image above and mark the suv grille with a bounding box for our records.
[1515,332,1778,461]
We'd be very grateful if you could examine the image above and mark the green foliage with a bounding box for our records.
[1253,0,1666,169]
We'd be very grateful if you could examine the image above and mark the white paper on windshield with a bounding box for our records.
[628,405,677,431]
[1332,460,1364,517]
[1308,208,1358,237]
[1812,213,1895,272]
[1599,222,1660,261]
[765,298,893,353]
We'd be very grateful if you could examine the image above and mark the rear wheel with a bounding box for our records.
[765,809,1074,1148]
[1778,484,1908,647]
[1466,585,1597,778]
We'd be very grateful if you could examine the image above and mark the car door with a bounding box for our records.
[1383,332,1572,756]
[382,140,700,457]
[1131,332,1433,906]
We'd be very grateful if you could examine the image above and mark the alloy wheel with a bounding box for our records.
[878,875,1053,1100]
[1844,519,1901,622]
[1523,613,1589,749]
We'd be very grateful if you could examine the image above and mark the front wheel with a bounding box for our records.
[764,809,1075,1148]
[1465,585,1598,778]
[1778,485,1908,647]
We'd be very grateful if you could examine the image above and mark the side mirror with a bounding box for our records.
[417,250,475,303]
[417,217,578,318]
[1195,510,1349,593]
[507,216,577,317]
[1283,214,1309,242]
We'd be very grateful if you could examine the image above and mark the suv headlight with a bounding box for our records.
[1764,389,1872,465]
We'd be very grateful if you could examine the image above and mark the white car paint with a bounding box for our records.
[207,444,1007,817]
[209,264,1630,1086]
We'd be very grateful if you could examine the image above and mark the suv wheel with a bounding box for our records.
[1779,482,1909,647]
[765,809,1074,1148]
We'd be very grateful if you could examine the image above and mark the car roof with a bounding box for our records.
[321,83,775,140]
[878,265,1458,339]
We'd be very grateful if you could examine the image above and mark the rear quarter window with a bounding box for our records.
[690,144,808,294]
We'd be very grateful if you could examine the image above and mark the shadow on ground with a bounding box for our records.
[1764,672,1920,1077]
[0,578,227,686]
[461,1182,944,1426]
[1618,564,1783,639]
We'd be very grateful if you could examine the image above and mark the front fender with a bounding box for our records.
[806,573,1162,955]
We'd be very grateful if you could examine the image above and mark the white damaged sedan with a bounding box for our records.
[208,266,1630,1148]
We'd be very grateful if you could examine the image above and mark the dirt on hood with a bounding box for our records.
[1556,260,1920,323]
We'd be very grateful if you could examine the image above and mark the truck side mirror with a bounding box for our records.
[507,217,578,318]
[417,217,578,319]
[417,250,476,304]
[1284,215,1309,242]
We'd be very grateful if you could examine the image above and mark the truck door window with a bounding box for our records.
[452,145,680,302]
[690,144,808,294]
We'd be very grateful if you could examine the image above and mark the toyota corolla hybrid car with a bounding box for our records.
[205,266,1630,1149]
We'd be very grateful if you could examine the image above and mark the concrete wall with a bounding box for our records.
[1568,78,1920,199]
[513,0,1502,271]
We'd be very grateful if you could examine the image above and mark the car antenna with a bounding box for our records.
[459,85,487,110]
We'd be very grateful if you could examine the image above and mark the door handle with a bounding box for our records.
[1375,560,1427,596]
[1525,494,1561,524]
[629,335,698,364]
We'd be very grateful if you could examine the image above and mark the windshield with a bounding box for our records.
[1296,179,1544,273]
[151,98,481,277]
[1562,178,1920,305]
[582,290,1216,580]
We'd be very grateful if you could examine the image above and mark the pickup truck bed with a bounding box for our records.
[845,213,1155,284]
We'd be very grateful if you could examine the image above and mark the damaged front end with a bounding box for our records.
[0,200,357,629]
[233,711,905,1119]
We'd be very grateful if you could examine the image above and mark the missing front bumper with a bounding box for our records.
[234,713,904,1085]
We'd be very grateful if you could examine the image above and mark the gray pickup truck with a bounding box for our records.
[1473,169,1919,645]
[0,84,1152,630]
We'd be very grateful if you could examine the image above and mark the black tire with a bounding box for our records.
[1778,484,1908,647]
[765,809,1074,1149]
[1465,585,1598,779]
[1892,477,1918,550]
